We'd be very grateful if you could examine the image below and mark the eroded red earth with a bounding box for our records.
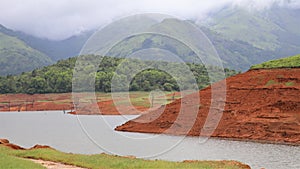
[116,68,300,145]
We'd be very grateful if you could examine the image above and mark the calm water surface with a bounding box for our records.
[0,111,299,169]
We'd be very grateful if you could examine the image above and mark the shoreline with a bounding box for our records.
[0,110,141,116]
[0,138,251,169]
[1,110,300,147]
[115,129,300,147]
[0,92,165,115]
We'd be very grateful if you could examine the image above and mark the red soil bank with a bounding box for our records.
[116,68,300,145]
[0,93,72,112]
[0,93,148,115]
[0,138,50,150]
[71,100,148,115]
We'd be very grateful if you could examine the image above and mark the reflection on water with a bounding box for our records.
[0,111,299,169]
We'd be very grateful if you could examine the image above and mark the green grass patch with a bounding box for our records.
[251,54,300,69]
[265,80,296,87]
[265,80,278,86]
[0,145,248,169]
[285,81,295,86]
[0,146,45,169]
[112,91,179,108]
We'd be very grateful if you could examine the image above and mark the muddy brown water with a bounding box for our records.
[0,111,299,169]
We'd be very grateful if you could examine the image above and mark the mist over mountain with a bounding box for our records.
[201,6,300,70]
[1,0,299,40]
[0,24,92,61]
[100,6,300,71]
[0,4,300,75]
[0,24,92,75]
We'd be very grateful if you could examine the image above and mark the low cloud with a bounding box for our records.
[0,0,298,40]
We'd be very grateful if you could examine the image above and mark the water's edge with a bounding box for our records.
[1,111,299,169]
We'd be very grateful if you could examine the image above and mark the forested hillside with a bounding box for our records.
[0,56,238,94]
[0,32,53,76]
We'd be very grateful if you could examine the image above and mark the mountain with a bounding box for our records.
[206,8,282,51]
[0,24,92,75]
[0,32,53,76]
[203,7,300,69]
[101,17,275,71]
[0,24,92,61]
[19,31,92,61]
[200,26,274,71]
[104,7,300,71]
[1,6,299,74]
[106,19,202,63]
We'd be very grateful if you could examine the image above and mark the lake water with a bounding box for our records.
[0,111,299,169]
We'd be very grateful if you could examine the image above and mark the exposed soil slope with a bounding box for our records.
[116,68,300,145]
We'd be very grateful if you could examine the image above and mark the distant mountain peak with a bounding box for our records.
[0,24,12,33]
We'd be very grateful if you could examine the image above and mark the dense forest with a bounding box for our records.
[0,56,238,94]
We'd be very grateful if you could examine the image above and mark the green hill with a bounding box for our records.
[207,8,282,51]
[102,8,300,71]
[203,7,300,70]
[251,54,300,69]
[107,30,200,63]
[102,18,273,71]
[0,24,91,62]
[0,32,53,76]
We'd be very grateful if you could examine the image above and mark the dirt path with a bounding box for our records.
[29,159,88,169]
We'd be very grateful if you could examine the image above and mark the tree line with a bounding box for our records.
[0,55,238,94]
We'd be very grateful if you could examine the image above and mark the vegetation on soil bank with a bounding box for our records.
[251,54,300,69]
[0,145,249,169]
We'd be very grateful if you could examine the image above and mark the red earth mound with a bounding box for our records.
[0,138,51,150]
[116,68,300,145]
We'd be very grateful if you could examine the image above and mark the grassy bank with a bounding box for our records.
[0,145,249,169]
[251,54,300,69]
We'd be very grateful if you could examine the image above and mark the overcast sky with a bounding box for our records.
[0,0,299,40]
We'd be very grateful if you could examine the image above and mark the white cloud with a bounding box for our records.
[0,0,298,40]
[231,0,300,10]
